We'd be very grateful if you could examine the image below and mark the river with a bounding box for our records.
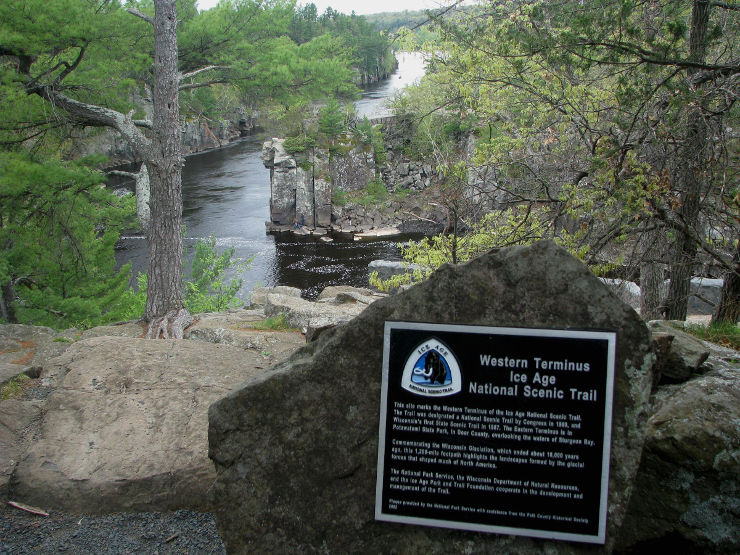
[115,53,425,300]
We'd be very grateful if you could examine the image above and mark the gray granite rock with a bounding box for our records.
[11,337,281,514]
[648,320,711,382]
[617,365,739,552]
[0,399,42,498]
[208,241,655,553]
[263,292,366,332]
[248,285,302,308]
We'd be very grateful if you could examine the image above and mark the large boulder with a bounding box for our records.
[10,336,277,514]
[209,241,655,552]
[647,320,711,383]
[617,365,739,552]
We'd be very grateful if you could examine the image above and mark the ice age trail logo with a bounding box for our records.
[401,338,462,397]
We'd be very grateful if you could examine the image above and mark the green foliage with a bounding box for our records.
[318,97,347,141]
[369,268,425,293]
[0,153,139,330]
[391,0,740,313]
[685,322,740,351]
[248,313,297,331]
[183,237,249,313]
[353,179,389,207]
[0,374,30,402]
[366,179,389,202]
[289,5,396,79]
[130,237,247,315]
[332,188,348,207]
[371,206,552,291]
[393,187,411,200]
[283,134,317,154]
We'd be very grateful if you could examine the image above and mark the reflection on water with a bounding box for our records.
[114,53,426,300]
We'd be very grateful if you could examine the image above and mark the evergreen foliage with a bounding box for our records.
[0,0,381,329]
[318,97,346,141]
[289,4,396,80]
[0,153,138,329]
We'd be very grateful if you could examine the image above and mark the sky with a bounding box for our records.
[196,0,452,17]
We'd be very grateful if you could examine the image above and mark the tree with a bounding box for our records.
[1,0,367,335]
[415,0,739,319]
[318,97,346,142]
[0,152,139,328]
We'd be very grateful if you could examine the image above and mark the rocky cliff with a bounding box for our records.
[69,112,257,166]
[261,134,448,236]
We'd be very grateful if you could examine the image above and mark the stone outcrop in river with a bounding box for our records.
[261,134,447,236]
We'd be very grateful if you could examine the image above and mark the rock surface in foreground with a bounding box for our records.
[617,365,739,552]
[208,241,655,553]
[11,332,303,514]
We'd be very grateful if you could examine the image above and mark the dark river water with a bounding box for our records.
[115,53,425,300]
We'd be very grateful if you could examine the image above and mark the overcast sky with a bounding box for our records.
[197,0,453,17]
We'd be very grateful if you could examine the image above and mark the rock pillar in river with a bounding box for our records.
[261,138,333,229]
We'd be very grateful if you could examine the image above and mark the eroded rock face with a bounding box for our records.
[208,241,655,553]
[617,366,739,553]
[329,146,375,192]
[261,138,298,225]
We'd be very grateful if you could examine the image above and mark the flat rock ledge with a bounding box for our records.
[0,308,310,513]
[1,288,382,514]
[10,336,290,514]
[208,241,656,553]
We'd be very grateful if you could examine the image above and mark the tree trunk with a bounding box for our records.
[109,166,151,232]
[713,239,740,324]
[1,282,17,323]
[639,227,664,320]
[663,0,710,320]
[144,0,191,337]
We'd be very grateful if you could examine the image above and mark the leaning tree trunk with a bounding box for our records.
[663,0,710,321]
[144,0,192,338]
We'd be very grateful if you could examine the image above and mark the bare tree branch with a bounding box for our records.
[179,79,230,91]
[127,8,154,25]
[180,65,231,81]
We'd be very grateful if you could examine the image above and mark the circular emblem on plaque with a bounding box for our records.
[401,338,462,397]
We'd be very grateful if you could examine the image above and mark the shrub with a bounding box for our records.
[249,313,298,331]
[685,321,740,351]
[366,179,388,202]
[184,237,249,313]
[283,134,317,154]
[332,188,348,206]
